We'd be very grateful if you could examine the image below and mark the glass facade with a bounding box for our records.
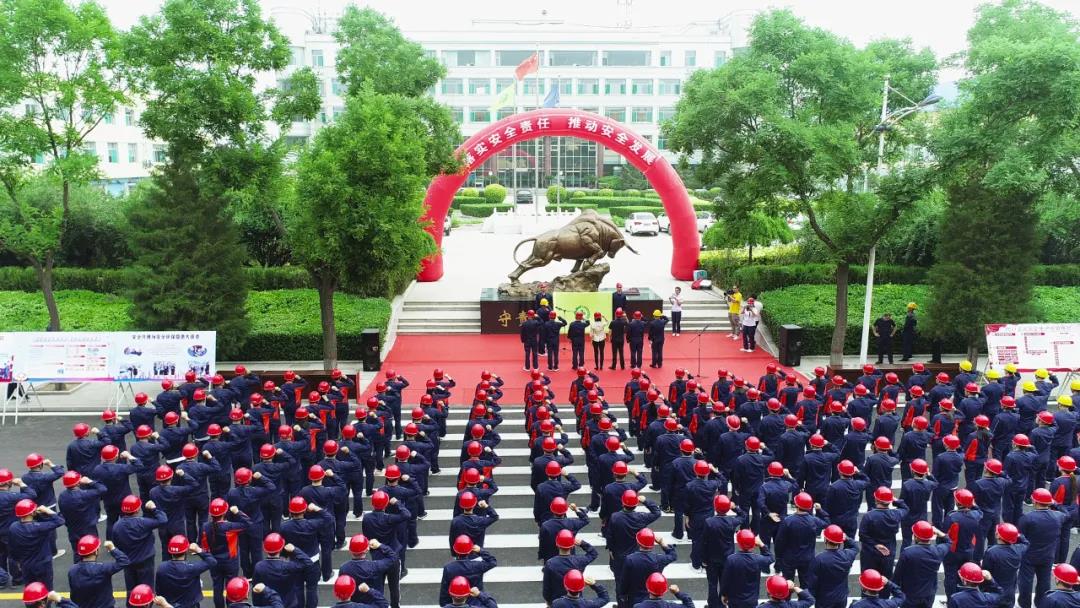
[464,136,599,189]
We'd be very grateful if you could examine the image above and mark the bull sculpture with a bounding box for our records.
[508,210,639,283]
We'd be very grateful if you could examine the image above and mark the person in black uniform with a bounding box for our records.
[537,298,552,357]
[543,312,568,371]
[612,284,628,315]
[901,303,918,362]
[568,312,590,370]
[609,309,629,371]
[648,310,670,368]
[536,284,554,311]
[628,311,647,369]
[873,313,898,365]
[521,310,542,371]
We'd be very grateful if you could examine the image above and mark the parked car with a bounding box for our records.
[657,211,717,233]
[624,212,660,236]
[515,190,534,204]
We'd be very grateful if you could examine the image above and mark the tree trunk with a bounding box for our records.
[966,343,980,367]
[34,258,61,331]
[316,272,338,370]
[748,243,754,263]
[829,261,850,369]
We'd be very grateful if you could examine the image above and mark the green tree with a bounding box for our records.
[926,0,1080,361]
[664,9,936,366]
[125,155,250,355]
[703,209,794,261]
[0,0,126,329]
[333,7,444,98]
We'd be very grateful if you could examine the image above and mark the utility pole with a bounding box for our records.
[858,75,889,365]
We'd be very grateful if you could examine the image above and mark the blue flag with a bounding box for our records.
[543,85,560,108]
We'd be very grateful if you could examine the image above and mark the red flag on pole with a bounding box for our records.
[515,52,539,80]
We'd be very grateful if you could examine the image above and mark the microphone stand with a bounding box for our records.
[691,325,710,378]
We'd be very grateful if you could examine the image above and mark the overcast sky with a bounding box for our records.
[100,0,1079,77]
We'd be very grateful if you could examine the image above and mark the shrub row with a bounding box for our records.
[0,289,392,361]
[758,284,1080,356]
[459,203,514,218]
[730,264,928,296]
[452,195,486,209]
[0,266,315,294]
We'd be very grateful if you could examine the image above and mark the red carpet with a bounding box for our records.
[359,333,803,405]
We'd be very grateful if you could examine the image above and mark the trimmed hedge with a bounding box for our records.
[0,289,391,360]
[482,184,507,204]
[731,264,928,297]
[0,266,315,294]
[1032,264,1080,286]
[452,195,486,209]
[459,203,514,217]
[759,284,1080,356]
[546,186,569,204]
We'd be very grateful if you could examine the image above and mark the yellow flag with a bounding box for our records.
[489,83,516,114]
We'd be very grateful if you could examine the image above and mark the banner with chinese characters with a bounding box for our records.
[1,331,216,382]
[552,292,614,335]
[985,323,1080,373]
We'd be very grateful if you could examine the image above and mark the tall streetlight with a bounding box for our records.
[858,75,942,364]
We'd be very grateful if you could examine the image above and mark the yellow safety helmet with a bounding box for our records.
[986,369,1002,380]
[959,360,973,372]
[1022,380,1038,393]
[907,302,918,311]
[1035,369,1049,379]
[652,310,662,318]
[540,298,548,306]
[1004,363,1018,373]
[1059,395,1074,408]
[1071,380,1080,392]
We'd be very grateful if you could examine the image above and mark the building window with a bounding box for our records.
[685,50,696,67]
[658,80,681,96]
[124,108,135,126]
[23,103,37,117]
[556,79,572,95]
[643,134,653,142]
[657,135,668,150]
[103,112,113,125]
[127,143,137,163]
[522,79,545,96]
[107,142,119,163]
[331,79,343,95]
[549,51,596,66]
[496,50,535,66]
[603,51,650,66]
[152,144,166,163]
[469,108,490,123]
[450,107,464,123]
[289,46,304,66]
[284,136,308,147]
[605,107,626,122]
[441,79,464,95]
[333,106,345,120]
[83,141,96,158]
[660,51,671,66]
[580,106,600,114]
[442,50,490,67]
[319,110,327,124]
[468,79,491,95]
[496,107,514,120]
[658,107,676,122]
[604,79,627,95]
[631,79,653,95]
[495,78,515,93]
[714,50,728,67]
[33,152,45,164]
[631,107,653,123]
[311,50,324,67]
[577,79,599,95]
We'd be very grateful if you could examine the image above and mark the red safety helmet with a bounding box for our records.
[912,520,935,541]
[664,418,678,432]
[161,379,175,390]
[1033,488,1055,504]
[101,409,117,421]
[24,453,43,469]
[168,534,190,555]
[714,494,732,514]
[913,416,929,430]
[77,534,101,556]
[371,491,390,511]
[135,425,153,439]
[954,488,975,508]
[860,569,886,592]
[155,465,174,482]
[1054,564,1080,586]
[809,434,826,449]
[284,370,297,381]
[937,372,951,384]
[1060,456,1078,472]
[101,445,120,461]
[996,523,1019,544]
[308,465,325,481]
[181,443,198,459]
[278,426,293,439]
[333,575,357,601]
[542,437,558,452]
[911,458,929,475]
[874,436,892,451]
[134,392,149,405]
[854,384,868,397]
[420,394,433,406]
[679,439,694,453]
[881,399,896,412]
[289,496,309,514]
[263,532,285,554]
[349,534,370,554]
[1039,410,1055,425]
[225,577,250,602]
[163,412,179,425]
[636,527,656,548]
[250,393,265,405]
[646,573,668,597]
[564,569,586,593]
[209,498,229,517]
[885,372,899,384]
[121,495,142,514]
[766,575,791,600]
[459,491,478,510]
[958,562,985,585]
[545,461,563,477]
[556,529,576,550]
[1002,396,1016,408]
[467,441,483,457]
[823,524,845,544]
[73,422,91,438]
[803,387,816,398]
[694,460,711,477]
[726,415,741,430]
[62,470,82,488]
[985,458,1004,475]
[612,461,629,476]
[549,496,569,516]
[448,576,471,598]
[317,381,330,393]
[767,462,785,477]
[234,467,253,486]
[1014,434,1031,448]
[943,435,961,450]
[814,366,826,377]
[862,363,875,374]
[621,490,639,508]
[794,492,813,511]
[324,440,339,456]
[385,464,402,480]
[128,584,155,607]
[784,414,798,428]
[452,534,474,555]
[837,460,857,476]
[831,375,844,385]
[211,374,225,385]
[735,529,757,550]
[911,386,925,397]
[207,424,222,437]
[192,389,206,401]
[874,487,894,503]
[599,418,614,431]
[341,425,357,439]
[23,582,48,604]
[605,436,622,452]
[745,436,762,451]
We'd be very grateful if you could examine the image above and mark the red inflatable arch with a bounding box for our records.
[417,108,701,281]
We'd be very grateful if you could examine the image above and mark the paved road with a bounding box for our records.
[0,401,1067,608]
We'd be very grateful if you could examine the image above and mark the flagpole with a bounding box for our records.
[556,73,562,214]
[534,44,541,219]
[512,77,518,209]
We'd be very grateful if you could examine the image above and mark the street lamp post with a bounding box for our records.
[857,76,942,364]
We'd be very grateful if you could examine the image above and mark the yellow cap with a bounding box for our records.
[1071,380,1080,391]
[652,310,662,317]
[1022,380,1037,392]
[1004,363,1018,373]
[907,302,917,310]
[986,369,1002,380]
[1059,395,1074,407]
[959,360,973,372]
[1035,368,1049,379]
[540,298,548,306]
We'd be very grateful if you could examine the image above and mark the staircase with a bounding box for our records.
[676,296,733,332]
[396,299,481,334]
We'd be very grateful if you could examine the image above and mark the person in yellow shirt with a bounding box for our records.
[726,285,742,340]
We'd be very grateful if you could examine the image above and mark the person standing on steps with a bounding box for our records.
[901,303,918,362]
[873,313,898,365]
[520,310,542,371]
[544,312,568,372]
[589,312,609,370]
[726,285,742,341]
[648,311,670,369]
[740,298,760,353]
[628,312,647,369]
[609,309,628,370]
[568,312,590,371]
[612,283,628,315]
[669,287,684,337]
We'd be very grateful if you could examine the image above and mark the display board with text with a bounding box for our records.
[0,331,216,382]
[985,323,1080,372]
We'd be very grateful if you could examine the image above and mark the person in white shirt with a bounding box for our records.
[589,312,609,369]
[668,287,684,336]
[740,296,761,352]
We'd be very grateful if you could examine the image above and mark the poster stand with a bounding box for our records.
[2,376,42,426]
[112,382,136,409]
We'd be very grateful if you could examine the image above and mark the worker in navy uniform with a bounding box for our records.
[9,498,65,589]
[1037,564,1080,608]
[898,416,932,482]
[281,497,334,608]
[112,495,168,592]
[620,528,678,608]
[982,523,1028,608]
[338,534,399,607]
[942,488,984,596]
[449,492,499,550]
[628,311,647,369]
[636,573,695,608]
[732,436,773,532]
[252,532,313,608]
[57,471,105,563]
[695,496,746,608]
[361,491,410,606]
[226,467,276,577]
[67,423,106,476]
[1003,434,1038,524]
[543,312,568,371]
[899,458,937,549]
[806,524,859,608]
[647,310,669,368]
[442,575,498,608]
[520,310,541,371]
[600,462,648,526]
[759,574,815,608]
[932,434,964,529]
[536,284,554,311]
[991,396,1020,459]
[774,492,830,586]
[605,489,661,601]
[825,459,871,539]
[757,462,797,549]
[537,299,552,356]
[280,371,307,425]
[873,313,898,365]
[949,563,1004,608]
[893,520,949,608]
[201,498,252,608]
[155,534,218,608]
[154,380,183,420]
[849,570,906,608]
[609,309,629,370]
[224,578,285,608]
[68,534,130,608]
[538,497,590,561]
[858,486,908,578]
[567,312,590,370]
[719,529,773,608]
[1018,488,1070,608]
[533,462,581,524]
[438,535,498,607]
[552,568,609,608]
